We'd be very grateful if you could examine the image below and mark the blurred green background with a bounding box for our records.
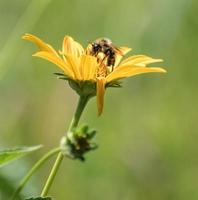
[0,0,197,199]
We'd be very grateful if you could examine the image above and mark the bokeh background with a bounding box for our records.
[0,0,197,199]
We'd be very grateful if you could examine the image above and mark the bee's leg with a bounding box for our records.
[101,54,109,65]
[112,58,116,71]
[108,56,115,71]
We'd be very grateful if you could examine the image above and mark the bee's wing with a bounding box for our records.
[116,46,132,56]
[111,44,126,56]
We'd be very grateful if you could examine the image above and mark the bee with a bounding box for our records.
[90,38,124,67]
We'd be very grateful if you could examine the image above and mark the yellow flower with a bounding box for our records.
[22,34,166,115]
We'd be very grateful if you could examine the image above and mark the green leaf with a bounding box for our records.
[26,197,52,200]
[0,145,42,167]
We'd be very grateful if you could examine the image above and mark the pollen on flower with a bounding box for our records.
[86,50,115,79]
[96,63,109,78]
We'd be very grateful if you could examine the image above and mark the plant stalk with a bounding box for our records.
[11,147,60,200]
[40,95,89,197]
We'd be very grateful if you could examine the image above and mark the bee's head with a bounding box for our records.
[91,42,102,52]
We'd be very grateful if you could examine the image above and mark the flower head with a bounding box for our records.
[23,34,166,115]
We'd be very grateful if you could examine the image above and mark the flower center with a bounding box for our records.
[95,52,114,78]
[86,43,117,79]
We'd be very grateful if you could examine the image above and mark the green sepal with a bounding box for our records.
[0,145,42,167]
[76,124,97,139]
[106,80,122,88]
[53,72,65,76]
[60,124,98,161]
[25,197,52,200]
[68,80,96,97]
[54,72,97,97]
[54,73,70,81]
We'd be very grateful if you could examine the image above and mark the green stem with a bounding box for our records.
[40,152,64,197]
[11,147,60,200]
[40,95,89,197]
[68,95,90,130]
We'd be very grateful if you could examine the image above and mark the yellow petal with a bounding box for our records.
[85,43,92,55]
[64,54,81,80]
[62,36,84,56]
[80,55,97,80]
[106,65,166,83]
[120,55,163,67]
[22,33,58,56]
[33,51,74,78]
[96,77,106,116]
